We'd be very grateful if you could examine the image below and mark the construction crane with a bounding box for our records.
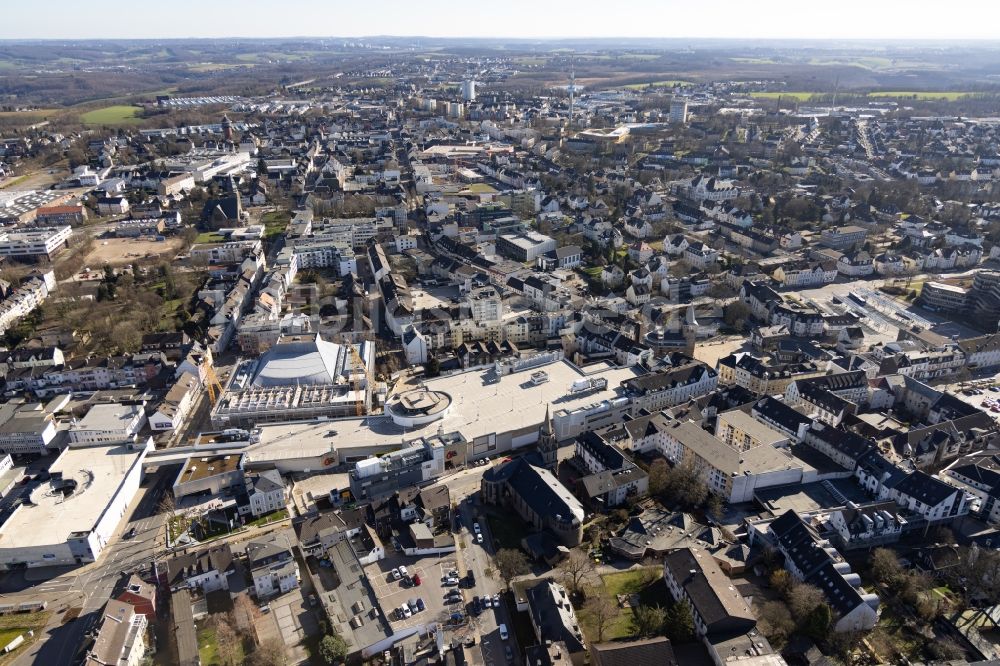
[203,358,224,407]
[348,341,375,417]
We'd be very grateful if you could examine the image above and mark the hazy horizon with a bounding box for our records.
[4,0,1000,41]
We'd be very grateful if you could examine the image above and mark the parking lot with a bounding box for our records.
[253,585,320,663]
[365,552,467,631]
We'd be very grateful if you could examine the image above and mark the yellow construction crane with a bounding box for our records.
[203,358,224,407]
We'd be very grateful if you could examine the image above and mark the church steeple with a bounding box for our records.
[538,404,557,469]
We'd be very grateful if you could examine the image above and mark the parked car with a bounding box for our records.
[505,645,513,662]
[399,565,409,578]
[499,624,509,640]
[482,596,492,608]
[391,567,402,580]
[411,574,421,586]
[444,576,460,586]
[400,604,412,619]
[123,527,136,540]
[493,593,501,608]
[476,533,484,544]
[408,599,419,612]
[416,598,425,611]
[473,522,481,534]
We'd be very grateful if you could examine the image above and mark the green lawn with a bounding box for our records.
[578,568,664,642]
[194,231,226,244]
[197,623,220,665]
[0,612,50,664]
[261,210,291,239]
[247,509,288,528]
[0,628,24,650]
[79,105,143,125]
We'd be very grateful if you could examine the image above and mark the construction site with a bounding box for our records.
[208,333,376,428]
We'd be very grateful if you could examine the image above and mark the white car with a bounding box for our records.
[476,533,484,544]
[499,623,509,640]
[482,596,492,608]
[400,604,412,619]
[399,565,409,578]
[473,522,481,534]
[391,567,402,580]
[444,576,460,586]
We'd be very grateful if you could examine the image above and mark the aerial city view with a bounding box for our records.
[3,1,1000,665]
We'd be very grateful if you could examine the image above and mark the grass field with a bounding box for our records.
[0,629,24,650]
[0,611,50,665]
[0,109,58,122]
[578,567,663,642]
[260,210,291,240]
[194,231,226,244]
[79,105,143,125]
[461,183,498,195]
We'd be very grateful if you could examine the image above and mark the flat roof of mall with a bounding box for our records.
[0,444,145,549]
[246,359,641,463]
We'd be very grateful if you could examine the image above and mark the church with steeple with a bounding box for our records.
[537,405,558,470]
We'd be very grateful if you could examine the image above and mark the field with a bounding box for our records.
[188,63,251,72]
[868,91,974,100]
[79,105,143,125]
[0,611,51,665]
[623,80,692,90]
[82,236,186,267]
[751,90,977,101]
[750,92,819,100]
[578,567,662,642]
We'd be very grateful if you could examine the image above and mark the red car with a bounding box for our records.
[411,574,421,586]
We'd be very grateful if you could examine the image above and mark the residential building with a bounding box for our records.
[84,600,147,666]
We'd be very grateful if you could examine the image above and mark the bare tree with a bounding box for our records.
[213,613,241,666]
[558,549,595,596]
[584,589,621,643]
[249,638,287,666]
[494,549,529,591]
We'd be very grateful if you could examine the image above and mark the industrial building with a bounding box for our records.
[0,439,152,569]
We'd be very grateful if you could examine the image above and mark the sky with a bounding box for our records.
[3,0,1000,40]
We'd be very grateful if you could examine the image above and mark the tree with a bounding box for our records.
[212,614,241,666]
[757,601,795,645]
[723,301,751,330]
[249,638,287,666]
[647,458,669,496]
[584,589,620,642]
[655,460,709,510]
[494,549,529,590]
[787,582,825,619]
[664,599,695,643]
[631,604,666,638]
[318,633,350,665]
[769,569,794,597]
[871,548,903,589]
[558,549,594,596]
[801,602,832,641]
